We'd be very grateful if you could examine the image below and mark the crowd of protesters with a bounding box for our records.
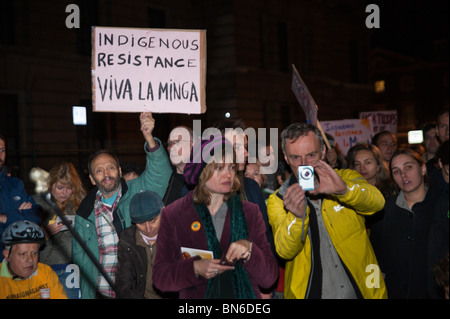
[0,106,448,299]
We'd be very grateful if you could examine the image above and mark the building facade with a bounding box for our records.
[0,0,447,189]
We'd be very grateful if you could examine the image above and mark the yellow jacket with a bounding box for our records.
[267,169,387,299]
[0,262,68,299]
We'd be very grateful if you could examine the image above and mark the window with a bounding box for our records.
[374,80,385,93]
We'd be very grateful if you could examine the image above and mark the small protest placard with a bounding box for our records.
[320,118,373,156]
[291,65,318,127]
[92,26,206,114]
[359,110,397,135]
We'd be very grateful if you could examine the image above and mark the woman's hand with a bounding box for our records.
[225,239,252,262]
[46,222,63,236]
[193,259,234,279]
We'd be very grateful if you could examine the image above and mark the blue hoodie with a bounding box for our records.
[0,171,41,260]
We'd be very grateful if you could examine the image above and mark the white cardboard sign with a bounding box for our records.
[92,27,206,114]
[320,118,373,156]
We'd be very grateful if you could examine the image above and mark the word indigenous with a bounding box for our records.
[97,32,200,51]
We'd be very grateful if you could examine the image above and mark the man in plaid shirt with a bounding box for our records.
[73,113,172,299]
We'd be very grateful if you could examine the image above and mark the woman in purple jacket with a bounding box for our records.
[152,136,278,299]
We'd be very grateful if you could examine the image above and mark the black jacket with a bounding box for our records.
[116,224,148,299]
[370,186,441,298]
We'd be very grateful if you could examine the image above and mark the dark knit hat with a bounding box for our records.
[129,190,164,223]
[183,135,233,186]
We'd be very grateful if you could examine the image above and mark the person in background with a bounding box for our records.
[275,160,291,187]
[121,162,143,182]
[257,144,279,191]
[421,122,440,163]
[410,144,425,157]
[153,136,278,298]
[0,220,67,299]
[346,143,397,198]
[428,108,449,194]
[267,123,386,299]
[433,140,449,188]
[433,253,449,299]
[163,126,194,205]
[0,134,41,261]
[372,130,398,164]
[244,161,266,189]
[245,161,273,200]
[324,133,346,169]
[369,149,441,298]
[436,107,449,143]
[116,190,166,299]
[73,112,172,299]
[427,141,449,298]
[34,162,86,265]
[215,119,277,297]
[346,143,398,231]
[273,159,292,298]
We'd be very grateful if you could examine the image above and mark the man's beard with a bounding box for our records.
[94,175,121,197]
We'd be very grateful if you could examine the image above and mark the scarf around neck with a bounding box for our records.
[194,194,255,299]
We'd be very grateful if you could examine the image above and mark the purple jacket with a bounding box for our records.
[152,191,278,299]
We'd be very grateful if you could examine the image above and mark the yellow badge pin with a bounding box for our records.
[191,221,201,231]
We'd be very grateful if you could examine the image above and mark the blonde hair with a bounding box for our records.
[48,162,86,212]
[245,161,267,189]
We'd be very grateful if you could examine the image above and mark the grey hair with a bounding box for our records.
[281,123,324,154]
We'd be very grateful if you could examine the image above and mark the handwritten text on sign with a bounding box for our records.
[359,110,397,135]
[320,119,373,156]
[92,27,206,114]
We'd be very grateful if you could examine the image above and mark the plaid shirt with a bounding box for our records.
[94,189,121,298]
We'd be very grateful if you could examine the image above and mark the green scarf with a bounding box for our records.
[194,194,256,299]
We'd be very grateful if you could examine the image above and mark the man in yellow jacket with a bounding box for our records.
[0,220,67,299]
[267,123,387,299]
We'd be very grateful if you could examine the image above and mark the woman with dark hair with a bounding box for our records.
[152,136,278,299]
[369,149,441,298]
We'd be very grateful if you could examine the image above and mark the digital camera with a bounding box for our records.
[298,165,315,191]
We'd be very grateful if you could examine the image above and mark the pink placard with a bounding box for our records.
[92,26,206,114]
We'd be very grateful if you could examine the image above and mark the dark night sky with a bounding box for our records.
[369,0,449,61]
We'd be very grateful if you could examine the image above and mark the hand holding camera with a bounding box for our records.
[306,160,347,196]
[283,183,308,218]
[284,160,347,218]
